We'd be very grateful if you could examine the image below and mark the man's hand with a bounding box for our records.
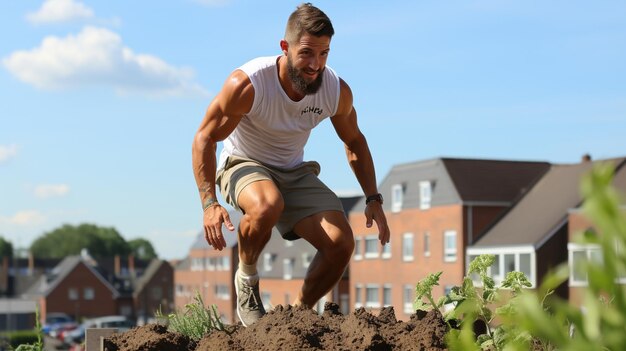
[203,205,235,250]
[365,202,390,245]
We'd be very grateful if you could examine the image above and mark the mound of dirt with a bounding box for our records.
[104,303,448,351]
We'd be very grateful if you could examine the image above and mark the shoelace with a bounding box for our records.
[240,282,262,311]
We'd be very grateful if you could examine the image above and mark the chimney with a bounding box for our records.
[128,254,135,277]
[1,256,8,293]
[114,255,121,276]
[582,153,592,162]
[28,251,34,276]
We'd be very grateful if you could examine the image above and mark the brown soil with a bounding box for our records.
[103,303,448,351]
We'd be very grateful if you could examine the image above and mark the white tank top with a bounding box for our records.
[218,55,341,169]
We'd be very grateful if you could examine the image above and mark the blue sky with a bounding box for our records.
[1,0,625,260]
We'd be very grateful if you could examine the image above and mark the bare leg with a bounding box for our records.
[292,211,354,307]
[236,180,284,266]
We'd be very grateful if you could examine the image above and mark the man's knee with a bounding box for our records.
[243,198,284,233]
[330,229,355,261]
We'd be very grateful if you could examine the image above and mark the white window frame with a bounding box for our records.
[402,233,414,262]
[354,237,363,260]
[382,242,391,259]
[365,284,381,308]
[443,230,457,262]
[68,288,79,301]
[391,184,403,213]
[364,235,379,259]
[302,253,313,268]
[383,284,392,306]
[355,284,363,308]
[466,246,537,287]
[568,243,603,287]
[215,284,230,300]
[83,287,95,300]
[403,284,413,314]
[419,181,432,210]
[283,258,295,280]
[263,253,275,272]
[423,232,431,257]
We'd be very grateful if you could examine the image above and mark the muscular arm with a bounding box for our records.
[330,78,390,244]
[192,69,254,249]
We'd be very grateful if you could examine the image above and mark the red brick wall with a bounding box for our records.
[349,204,465,320]
[46,262,117,320]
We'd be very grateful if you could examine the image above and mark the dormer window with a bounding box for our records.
[391,184,403,212]
[419,181,432,210]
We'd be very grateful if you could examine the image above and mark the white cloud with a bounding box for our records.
[27,0,94,25]
[0,144,18,163]
[34,184,70,199]
[0,211,47,226]
[2,26,209,97]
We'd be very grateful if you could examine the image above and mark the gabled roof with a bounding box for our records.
[471,158,626,249]
[189,211,242,251]
[23,256,119,298]
[132,259,172,298]
[351,157,550,212]
[442,158,550,203]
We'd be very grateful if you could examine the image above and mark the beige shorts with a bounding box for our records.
[216,155,344,240]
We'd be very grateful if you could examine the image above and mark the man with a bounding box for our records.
[192,3,389,327]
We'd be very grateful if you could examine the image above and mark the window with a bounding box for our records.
[205,257,215,271]
[83,287,95,300]
[354,237,363,260]
[403,285,413,314]
[383,285,392,306]
[569,244,603,286]
[423,232,431,257]
[365,285,380,308]
[283,258,295,280]
[263,253,276,271]
[191,257,203,271]
[468,249,536,287]
[215,284,229,299]
[68,288,78,300]
[355,284,363,308]
[443,230,457,262]
[365,235,379,259]
[382,242,391,259]
[302,253,313,268]
[419,181,432,210]
[402,233,414,261]
[391,184,403,212]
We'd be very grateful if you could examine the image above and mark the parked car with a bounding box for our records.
[63,315,135,346]
[42,313,77,336]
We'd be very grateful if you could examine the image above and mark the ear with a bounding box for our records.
[280,39,289,55]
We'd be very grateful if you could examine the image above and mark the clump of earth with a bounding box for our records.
[103,303,448,351]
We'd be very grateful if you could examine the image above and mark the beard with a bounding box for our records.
[286,55,324,95]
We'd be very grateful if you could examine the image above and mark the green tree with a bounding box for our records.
[30,223,131,259]
[0,235,13,258]
[128,238,158,260]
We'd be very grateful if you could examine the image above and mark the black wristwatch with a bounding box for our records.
[365,193,384,205]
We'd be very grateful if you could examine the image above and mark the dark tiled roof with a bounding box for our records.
[352,157,550,213]
[442,158,550,203]
[471,158,626,248]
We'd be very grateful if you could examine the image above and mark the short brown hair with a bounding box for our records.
[284,3,334,44]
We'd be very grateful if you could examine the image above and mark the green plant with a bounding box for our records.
[13,307,43,351]
[508,162,626,351]
[413,271,444,314]
[155,292,226,340]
